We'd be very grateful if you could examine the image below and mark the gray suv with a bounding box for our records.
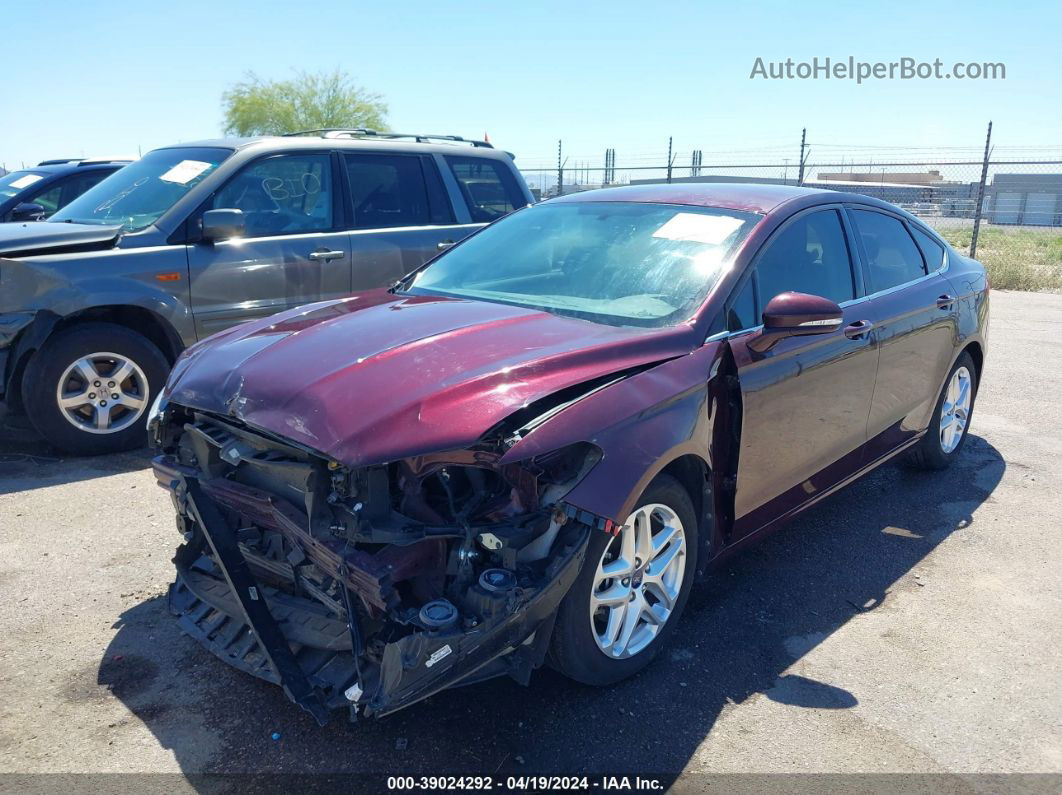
[0,130,533,455]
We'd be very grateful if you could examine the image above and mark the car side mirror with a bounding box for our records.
[201,208,245,242]
[11,202,46,222]
[746,291,843,354]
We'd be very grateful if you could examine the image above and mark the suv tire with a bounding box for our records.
[22,322,169,456]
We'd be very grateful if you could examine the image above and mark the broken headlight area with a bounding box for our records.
[153,408,599,723]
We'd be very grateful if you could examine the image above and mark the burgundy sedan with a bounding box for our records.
[150,183,987,723]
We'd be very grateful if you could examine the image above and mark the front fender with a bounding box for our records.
[501,341,729,523]
[0,245,196,344]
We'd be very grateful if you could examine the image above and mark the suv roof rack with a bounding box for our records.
[281,128,494,148]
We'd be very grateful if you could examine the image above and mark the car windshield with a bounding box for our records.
[407,201,761,327]
[50,147,231,231]
[0,170,47,200]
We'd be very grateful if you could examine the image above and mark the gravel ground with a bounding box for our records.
[0,289,1059,791]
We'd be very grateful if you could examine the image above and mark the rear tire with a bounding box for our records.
[549,473,698,686]
[905,351,978,471]
[22,322,169,456]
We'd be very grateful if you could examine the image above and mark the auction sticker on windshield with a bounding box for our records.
[652,211,745,244]
[9,174,44,189]
[159,159,213,185]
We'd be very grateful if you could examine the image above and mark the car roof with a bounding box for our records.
[158,136,516,161]
[548,182,943,239]
[548,182,841,215]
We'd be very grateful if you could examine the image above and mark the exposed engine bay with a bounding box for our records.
[152,406,601,723]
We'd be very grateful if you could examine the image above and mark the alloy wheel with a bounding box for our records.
[589,503,687,659]
[56,352,149,435]
[939,365,972,454]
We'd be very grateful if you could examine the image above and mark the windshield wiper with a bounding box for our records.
[389,271,418,294]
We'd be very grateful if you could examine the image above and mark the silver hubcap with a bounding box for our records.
[56,352,149,435]
[590,503,686,659]
[939,365,972,454]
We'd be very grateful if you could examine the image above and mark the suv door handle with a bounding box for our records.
[936,294,956,309]
[437,239,456,251]
[308,249,345,262]
[843,320,874,339]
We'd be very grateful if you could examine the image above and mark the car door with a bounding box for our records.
[342,152,481,290]
[187,151,351,337]
[725,206,880,538]
[846,208,960,458]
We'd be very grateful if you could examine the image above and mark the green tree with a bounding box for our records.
[222,69,388,136]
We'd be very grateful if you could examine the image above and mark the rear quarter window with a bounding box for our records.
[910,226,946,271]
[444,155,527,223]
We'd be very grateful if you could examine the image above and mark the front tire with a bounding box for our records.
[22,322,169,456]
[549,473,699,686]
[905,351,978,471]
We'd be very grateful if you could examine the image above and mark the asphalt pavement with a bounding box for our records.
[0,289,1059,792]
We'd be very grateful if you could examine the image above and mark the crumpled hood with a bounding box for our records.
[0,220,122,256]
[167,290,697,465]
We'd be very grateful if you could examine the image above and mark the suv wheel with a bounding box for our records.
[22,322,169,455]
[549,474,698,686]
[905,351,978,470]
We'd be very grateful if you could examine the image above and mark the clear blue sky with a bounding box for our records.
[3,0,1060,173]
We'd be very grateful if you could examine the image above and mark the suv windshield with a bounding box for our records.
[50,147,231,231]
[407,201,761,327]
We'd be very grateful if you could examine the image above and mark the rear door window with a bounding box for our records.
[444,155,526,222]
[344,153,432,229]
[849,209,928,292]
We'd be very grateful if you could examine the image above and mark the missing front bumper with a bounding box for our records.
[168,477,590,724]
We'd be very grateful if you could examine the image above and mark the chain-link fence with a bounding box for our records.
[517,136,1062,292]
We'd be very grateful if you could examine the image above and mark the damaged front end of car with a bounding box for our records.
[152,404,605,724]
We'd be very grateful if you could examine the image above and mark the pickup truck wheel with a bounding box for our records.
[549,474,698,686]
[22,322,169,456]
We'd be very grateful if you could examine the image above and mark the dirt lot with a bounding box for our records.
[0,290,1059,790]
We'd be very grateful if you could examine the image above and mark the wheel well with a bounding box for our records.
[660,454,710,535]
[53,306,184,365]
[962,341,984,382]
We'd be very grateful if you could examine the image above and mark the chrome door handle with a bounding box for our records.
[309,250,345,261]
[437,239,455,251]
[936,294,956,309]
[843,320,874,339]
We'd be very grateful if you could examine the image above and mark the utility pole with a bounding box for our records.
[797,127,807,185]
[970,121,993,259]
[666,136,674,184]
